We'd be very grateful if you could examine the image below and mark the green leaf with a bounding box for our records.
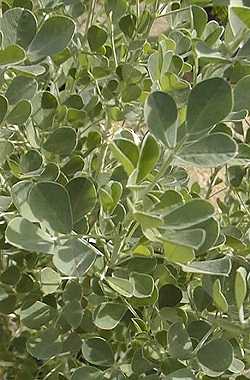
[62,300,82,329]
[43,127,77,156]
[66,177,97,224]
[196,218,219,254]
[6,217,54,254]
[6,76,37,105]
[0,195,11,212]
[196,41,230,63]
[158,284,182,308]
[187,320,212,346]
[134,211,163,229]
[235,266,247,311]
[130,272,154,298]
[161,228,205,249]
[0,95,8,124]
[177,133,237,167]
[186,78,232,135]
[234,75,250,112]
[40,267,61,295]
[119,14,136,38]
[192,5,208,37]
[132,348,154,374]
[212,278,228,313]
[28,16,75,61]
[163,241,195,264]
[111,138,139,175]
[82,337,114,367]
[72,367,103,380]
[1,265,20,285]
[63,280,82,302]
[7,99,32,124]
[166,368,198,380]
[0,141,13,165]
[53,237,98,277]
[121,84,141,102]
[11,181,37,222]
[144,91,178,146]
[87,25,107,51]
[197,338,234,376]
[0,286,17,314]
[28,181,73,234]
[164,199,215,230]
[20,149,42,173]
[137,133,160,183]
[13,63,46,76]
[181,256,232,276]
[27,327,62,360]
[106,276,133,298]
[105,0,128,20]
[93,302,127,330]
[13,0,33,9]
[0,45,26,66]
[168,322,193,360]
[231,7,250,29]
[1,8,37,49]
[20,301,56,329]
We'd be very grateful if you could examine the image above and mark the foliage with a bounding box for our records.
[1,0,250,379]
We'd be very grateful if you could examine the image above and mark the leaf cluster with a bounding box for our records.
[1,1,250,380]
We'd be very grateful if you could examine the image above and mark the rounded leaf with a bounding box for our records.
[66,177,97,223]
[187,78,232,135]
[197,338,234,376]
[0,95,8,124]
[28,181,73,234]
[72,367,103,380]
[158,284,182,308]
[6,76,38,105]
[1,8,37,49]
[0,45,26,66]
[53,237,98,277]
[28,16,75,61]
[7,99,31,124]
[137,133,160,183]
[168,322,193,360]
[177,133,237,167]
[6,217,54,254]
[93,302,127,330]
[82,337,114,367]
[144,91,177,146]
[87,25,107,51]
[43,127,77,156]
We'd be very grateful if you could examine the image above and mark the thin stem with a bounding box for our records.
[85,0,96,35]
[205,167,221,199]
[110,12,118,67]
[156,6,189,18]
[136,0,140,18]
[208,187,227,200]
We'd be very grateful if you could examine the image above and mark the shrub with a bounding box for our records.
[1,1,250,379]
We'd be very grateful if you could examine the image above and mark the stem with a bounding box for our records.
[156,6,189,18]
[136,0,140,18]
[85,0,96,35]
[205,167,221,199]
[110,12,118,68]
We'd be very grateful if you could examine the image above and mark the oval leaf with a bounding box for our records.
[197,338,234,376]
[187,78,232,135]
[28,16,75,61]
[144,91,177,146]
[28,181,73,234]
[137,133,160,183]
[93,302,127,330]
